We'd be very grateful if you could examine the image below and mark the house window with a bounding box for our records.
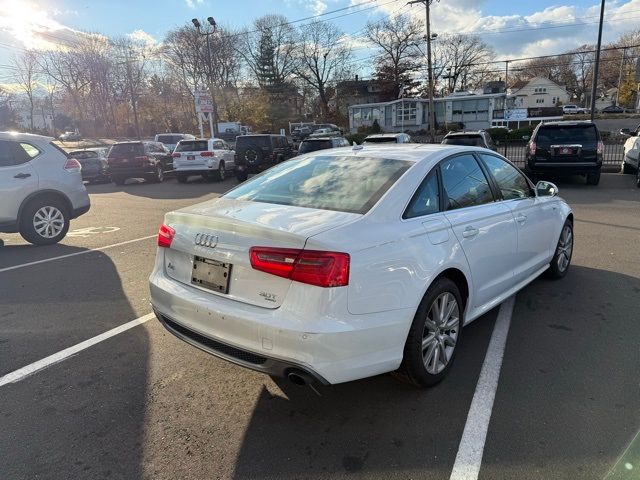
[396,102,417,123]
[452,101,463,115]
[362,108,372,120]
[353,108,361,120]
[463,100,477,114]
[536,98,544,104]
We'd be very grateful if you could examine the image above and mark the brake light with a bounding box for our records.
[250,247,350,287]
[64,158,81,172]
[597,140,604,155]
[157,224,175,248]
[172,152,181,158]
[201,151,214,157]
[529,142,536,155]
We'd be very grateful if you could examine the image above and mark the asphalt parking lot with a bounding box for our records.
[1,173,639,480]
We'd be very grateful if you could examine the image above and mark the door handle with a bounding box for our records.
[516,214,527,223]
[462,226,479,238]
[14,173,31,179]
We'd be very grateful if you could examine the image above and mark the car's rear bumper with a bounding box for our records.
[108,166,157,177]
[528,158,602,174]
[149,258,412,385]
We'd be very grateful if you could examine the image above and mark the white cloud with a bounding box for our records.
[127,29,158,47]
[185,0,204,8]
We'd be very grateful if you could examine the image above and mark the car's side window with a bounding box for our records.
[440,154,495,210]
[20,143,40,159]
[213,141,223,149]
[479,154,533,200]
[0,140,30,167]
[404,172,440,219]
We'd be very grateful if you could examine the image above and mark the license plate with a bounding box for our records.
[192,256,231,294]
[187,155,195,160]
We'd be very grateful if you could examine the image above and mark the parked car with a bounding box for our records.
[150,144,573,388]
[562,105,587,115]
[292,127,312,142]
[234,134,295,182]
[311,123,342,134]
[442,130,497,151]
[599,105,626,114]
[154,133,195,152]
[68,148,110,184]
[0,132,90,245]
[59,131,82,142]
[526,121,604,185]
[297,136,350,154]
[107,141,173,185]
[621,129,640,187]
[363,133,413,144]
[172,138,235,183]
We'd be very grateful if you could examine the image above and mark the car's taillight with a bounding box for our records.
[157,224,175,248]
[529,142,536,155]
[201,151,214,157]
[64,158,81,172]
[172,152,181,158]
[249,247,350,288]
[234,154,238,161]
[597,140,604,155]
[135,155,149,161]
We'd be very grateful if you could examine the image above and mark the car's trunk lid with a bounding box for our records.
[162,197,359,308]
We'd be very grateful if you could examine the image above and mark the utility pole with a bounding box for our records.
[615,47,626,106]
[409,0,438,143]
[504,60,509,91]
[590,0,605,121]
[193,17,219,137]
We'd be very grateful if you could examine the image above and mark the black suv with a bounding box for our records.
[234,134,294,182]
[527,121,603,185]
[298,136,350,154]
[107,141,173,185]
[442,131,497,151]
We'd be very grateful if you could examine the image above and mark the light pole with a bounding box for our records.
[589,0,605,121]
[192,17,219,137]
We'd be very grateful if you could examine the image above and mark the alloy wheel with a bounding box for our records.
[33,206,65,239]
[219,163,225,180]
[422,292,460,375]
[556,224,573,272]
[157,165,164,182]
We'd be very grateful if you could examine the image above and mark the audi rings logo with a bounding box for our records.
[194,233,218,248]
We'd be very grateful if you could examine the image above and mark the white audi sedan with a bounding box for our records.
[149,145,573,387]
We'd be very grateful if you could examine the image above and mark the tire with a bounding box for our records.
[546,219,573,279]
[113,176,126,186]
[621,162,634,175]
[636,166,640,188]
[586,171,601,185]
[398,278,464,387]
[176,173,189,183]
[212,161,226,182]
[19,197,70,246]
[146,164,164,184]
[236,170,248,183]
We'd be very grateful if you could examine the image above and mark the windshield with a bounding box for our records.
[537,125,598,144]
[176,141,208,152]
[443,135,485,147]
[364,137,397,144]
[298,140,332,154]
[156,135,182,144]
[225,155,412,214]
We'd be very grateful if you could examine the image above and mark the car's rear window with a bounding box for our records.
[108,143,143,156]
[364,137,397,144]
[536,125,598,144]
[176,141,208,152]
[442,135,484,147]
[235,136,272,148]
[298,140,332,154]
[156,135,183,144]
[71,151,98,159]
[224,156,412,214]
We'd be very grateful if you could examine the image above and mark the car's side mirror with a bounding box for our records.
[620,128,631,136]
[522,135,530,140]
[536,180,559,197]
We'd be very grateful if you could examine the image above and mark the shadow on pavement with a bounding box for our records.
[482,266,640,480]
[231,310,498,480]
[0,244,148,480]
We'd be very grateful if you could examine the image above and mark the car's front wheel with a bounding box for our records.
[19,198,70,245]
[546,219,573,279]
[399,278,463,387]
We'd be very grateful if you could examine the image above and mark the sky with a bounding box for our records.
[1,0,639,84]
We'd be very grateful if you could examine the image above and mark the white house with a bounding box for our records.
[507,77,570,109]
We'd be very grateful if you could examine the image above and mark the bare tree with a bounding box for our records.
[295,20,351,116]
[365,14,424,99]
[12,51,40,132]
[433,34,494,93]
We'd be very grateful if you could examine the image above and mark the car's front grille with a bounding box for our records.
[160,314,267,365]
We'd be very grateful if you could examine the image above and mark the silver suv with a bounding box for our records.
[0,132,90,245]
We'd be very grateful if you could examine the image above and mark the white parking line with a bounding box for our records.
[449,296,515,480]
[0,313,155,388]
[0,235,156,274]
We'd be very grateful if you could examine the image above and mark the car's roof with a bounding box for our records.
[156,132,192,136]
[539,120,595,127]
[177,137,223,142]
[239,134,282,137]
[0,131,54,142]
[445,131,484,136]
[308,143,492,165]
[364,133,405,138]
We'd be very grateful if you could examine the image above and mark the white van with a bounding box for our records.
[154,133,195,152]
